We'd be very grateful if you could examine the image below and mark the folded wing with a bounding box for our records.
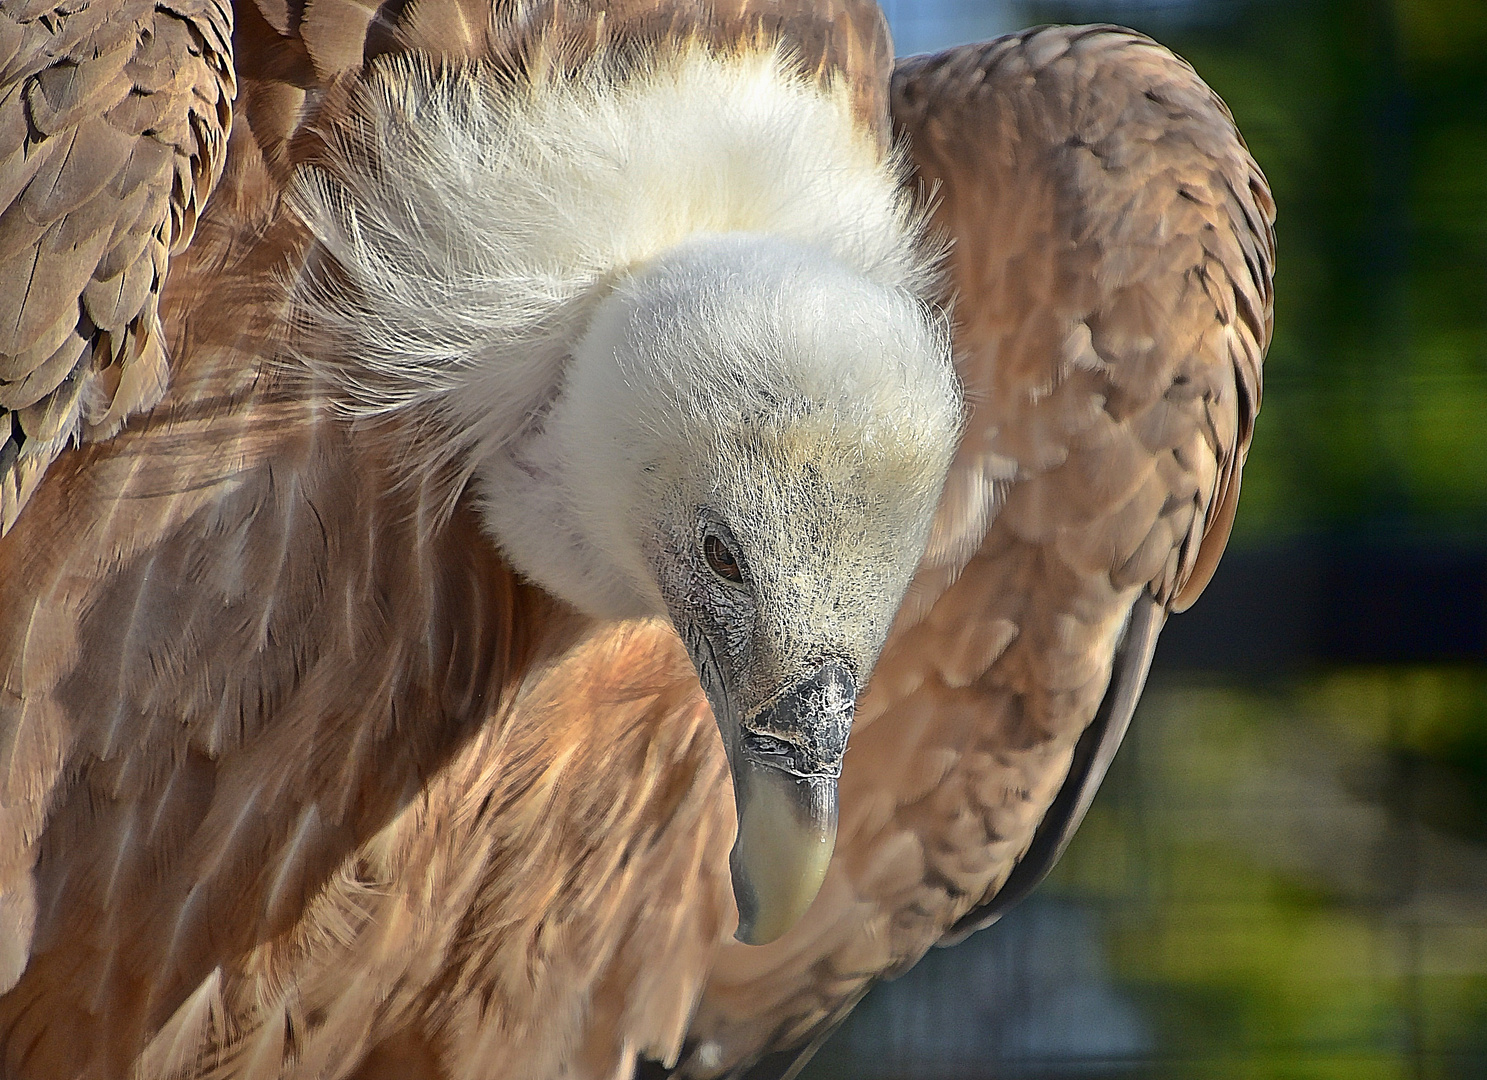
[667,24,1274,1078]
[0,0,232,532]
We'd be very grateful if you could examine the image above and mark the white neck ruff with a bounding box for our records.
[287,44,949,616]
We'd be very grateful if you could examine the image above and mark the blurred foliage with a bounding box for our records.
[1301,667,1487,844]
[1022,0,1487,542]
[1053,677,1487,1077]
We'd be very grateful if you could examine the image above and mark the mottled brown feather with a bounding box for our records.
[0,9,1271,1080]
[0,0,233,534]
[663,25,1273,1078]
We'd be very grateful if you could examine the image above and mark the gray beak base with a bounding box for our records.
[726,661,855,945]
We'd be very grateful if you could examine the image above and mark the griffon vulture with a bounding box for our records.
[0,0,1274,1073]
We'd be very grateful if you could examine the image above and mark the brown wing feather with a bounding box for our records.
[0,0,894,1076]
[0,0,233,534]
[231,0,893,167]
[665,24,1274,1078]
[143,623,734,1080]
[0,267,565,1073]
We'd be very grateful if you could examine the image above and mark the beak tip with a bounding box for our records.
[729,895,800,947]
[733,921,781,947]
[727,763,838,946]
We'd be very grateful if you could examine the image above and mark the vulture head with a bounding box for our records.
[291,54,961,944]
[492,234,960,942]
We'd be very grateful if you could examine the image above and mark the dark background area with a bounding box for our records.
[803,1,1487,1076]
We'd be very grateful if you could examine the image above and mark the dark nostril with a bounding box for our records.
[740,661,858,777]
[743,732,796,760]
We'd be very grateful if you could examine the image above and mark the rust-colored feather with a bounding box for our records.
[0,8,1269,1080]
[670,25,1273,1078]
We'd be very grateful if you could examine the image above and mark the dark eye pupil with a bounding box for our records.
[704,534,743,583]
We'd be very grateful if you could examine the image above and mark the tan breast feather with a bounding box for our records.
[0,3,1271,1078]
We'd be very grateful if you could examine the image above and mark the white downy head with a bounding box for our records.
[289,44,963,943]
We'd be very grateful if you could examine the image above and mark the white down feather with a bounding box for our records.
[289,41,961,619]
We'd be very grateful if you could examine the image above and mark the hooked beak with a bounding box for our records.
[722,661,855,945]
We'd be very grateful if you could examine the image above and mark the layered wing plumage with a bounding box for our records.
[0,7,1271,1080]
[0,0,232,532]
[0,1,884,1077]
[664,25,1274,1078]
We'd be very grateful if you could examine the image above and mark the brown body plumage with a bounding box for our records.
[0,0,1273,1076]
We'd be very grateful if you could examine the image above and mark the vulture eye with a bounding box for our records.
[704,534,744,584]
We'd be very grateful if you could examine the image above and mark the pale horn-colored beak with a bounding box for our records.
[724,661,855,945]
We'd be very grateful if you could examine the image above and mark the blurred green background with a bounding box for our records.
[802,1,1487,1076]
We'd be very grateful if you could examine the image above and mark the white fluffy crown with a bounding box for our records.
[288,41,961,619]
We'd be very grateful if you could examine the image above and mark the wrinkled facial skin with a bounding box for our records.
[647,422,938,944]
[660,418,925,707]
